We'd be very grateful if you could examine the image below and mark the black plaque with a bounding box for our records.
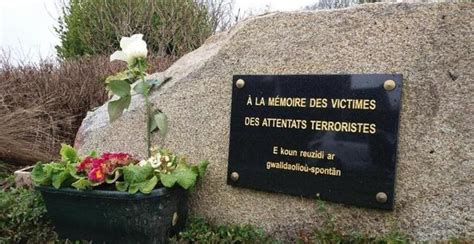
[227,74,402,209]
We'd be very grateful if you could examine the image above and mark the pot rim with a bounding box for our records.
[35,185,177,200]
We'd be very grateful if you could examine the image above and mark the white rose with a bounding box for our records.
[110,34,148,65]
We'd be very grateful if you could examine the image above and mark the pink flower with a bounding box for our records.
[76,152,137,182]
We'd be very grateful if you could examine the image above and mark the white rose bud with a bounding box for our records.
[138,160,148,167]
[150,156,162,168]
[110,34,148,65]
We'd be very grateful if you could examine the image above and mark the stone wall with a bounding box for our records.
[76,3,473,241]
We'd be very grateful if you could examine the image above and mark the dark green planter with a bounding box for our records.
[36,186,188,243]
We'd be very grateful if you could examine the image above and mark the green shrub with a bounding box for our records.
[56,0,219,59]
[0,187,57,243]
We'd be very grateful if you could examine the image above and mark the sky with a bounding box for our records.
[0,0,62,62]
[0,0,317,63]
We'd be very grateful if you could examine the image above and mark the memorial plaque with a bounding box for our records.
[227,74,402,210]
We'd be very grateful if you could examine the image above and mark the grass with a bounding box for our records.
[298,229,409,244]
[297,199,411,243]
[171,217,276,243]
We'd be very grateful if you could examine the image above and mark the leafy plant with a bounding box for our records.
[0,187,57,243]
[32,144,208,194]
[31,144,79,189]
[116,164,157,193]
[117,148,208,193]
[172,217,276,243]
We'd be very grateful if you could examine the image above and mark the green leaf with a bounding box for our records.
[129,67,142,78]
[60,144,78,163]
[71,178,91,190]
[175,165,198,190]
[88,150,98,157]
[153,112,168,137]
[133,58,148,71]
[128,183,139,194]
[133,81,152,95]
[107,79,131,97]
[31,163,50,186]
[52,171,70,189]
[67,163,82,179]
[123,164,154,183]
[149,114,158,133]
[45,162,64,171]
[105,70,133,84]
[160,173,177,188]
[108,95,131,122]
[139,176,158,194]
[90,181,103,187]
[197,160,209,177]
[115,181,129,192]
[41,164,54,177]
[105,170,121,184]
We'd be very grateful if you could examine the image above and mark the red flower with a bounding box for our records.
[102,152,129,161]
[88,167,105,182]
[92,158,105,168]
[76,156,94,172]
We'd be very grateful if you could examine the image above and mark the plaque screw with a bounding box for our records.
[376,192,388,203]
[236,79,245,88]
[230,172,240,181]
[384,80,396,91]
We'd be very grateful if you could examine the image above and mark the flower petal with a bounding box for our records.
[121,34,145,52]
[110,50,128,63]
[120,35,135,50]
[130,34,143,40]
[123,41,148,60]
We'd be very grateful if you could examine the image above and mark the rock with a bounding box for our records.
[75,3,474,241]
[13,166,34,188]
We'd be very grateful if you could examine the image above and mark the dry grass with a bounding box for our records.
[0,54,175,165]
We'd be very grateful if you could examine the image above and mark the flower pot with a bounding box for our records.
[36,186,188,243]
